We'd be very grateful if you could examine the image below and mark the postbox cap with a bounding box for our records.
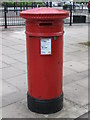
[20,7,69,20]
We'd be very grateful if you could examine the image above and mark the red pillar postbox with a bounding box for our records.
[20,7,69,114]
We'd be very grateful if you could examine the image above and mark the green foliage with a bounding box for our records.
[79,41,90,46]
[2,2,44,7]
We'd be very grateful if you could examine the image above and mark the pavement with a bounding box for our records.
[0,24,89,119]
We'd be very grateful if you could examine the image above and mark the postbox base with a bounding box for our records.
[27,92,63,114]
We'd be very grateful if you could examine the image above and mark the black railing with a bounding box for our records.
[70,5,72,26]
[4,4,7,28]
[1,2,46,28]
[1,2,89,28]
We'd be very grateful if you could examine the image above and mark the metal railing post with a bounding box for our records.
[50,2,52,7]
[14,2,15,12]
[32,2,33,8]
[4,3,7,28]
[20,2,22,11]
[23,2,25,10]
[34,2,35,8]
[73,2,75,11]
[70,5,72,26]
[46,2,48,7]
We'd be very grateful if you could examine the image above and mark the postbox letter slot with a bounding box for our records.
[39,23,52,26]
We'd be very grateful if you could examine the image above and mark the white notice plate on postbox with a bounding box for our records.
[41,38,51,55]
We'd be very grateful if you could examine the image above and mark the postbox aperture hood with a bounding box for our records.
[20,7,69,20]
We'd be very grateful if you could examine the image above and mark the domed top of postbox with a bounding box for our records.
[20,7,69,20]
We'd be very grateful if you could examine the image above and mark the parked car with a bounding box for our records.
[42,2,48,7]
[52,2,58,7]
[58,1,80,8]
[42,2,58,7]
[58,2,65,7]
[63,2,73,10]
[74,3,80,7]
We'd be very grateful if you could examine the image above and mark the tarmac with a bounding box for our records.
[0,24,89,119]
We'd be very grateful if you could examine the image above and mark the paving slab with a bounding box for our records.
[64,46,81,53]
[2,66,25,80]
[9,52,27,64]
[10,44,26,52]
[64,61,88,72]
[11,62,27,72]
[63,66,77,77]
[0,69,2,80]
[64,25,88,42]
[2,98,88,118]
[64,43,88,50]
[0,78,2,106]
[84,104,90,112]
[0,61,2,69]
[0,62,10,69]
[2,55,17,64]
[0,55,1,61]
[1,91,26,108]
[63,43,88,53]
[63,71,88,85]
[2,81,19,96]
[14,31,25,35]
[75,77,88,88]
[63,53,88,63]
[5,73,27,90]
[9,33,26,40]
[2,38,21,46]
[0,44,2,54]
[2,46,21,55]
[80,60,88,65]
[2,36,25,45]
[64,82,88,106]
[63,55,72,62]
[5,33,26,41]
[68,51,88,60]
[0,108,2,120]
[78,111,89,119]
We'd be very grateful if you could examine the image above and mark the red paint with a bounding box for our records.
[20,7,69,100]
